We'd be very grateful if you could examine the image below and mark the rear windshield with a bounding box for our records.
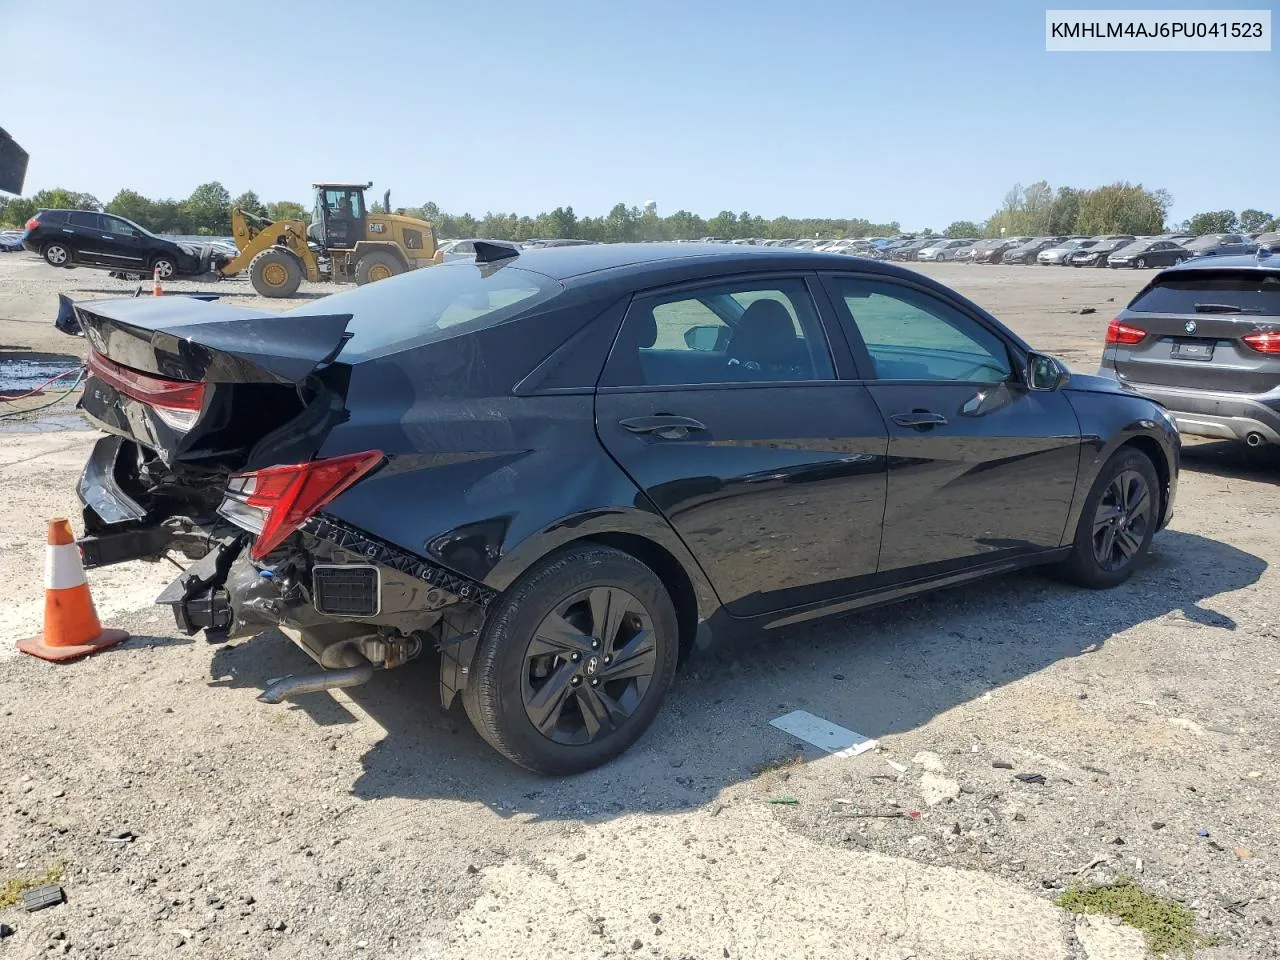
[1128,272,1280,315]
[294,262,562,360]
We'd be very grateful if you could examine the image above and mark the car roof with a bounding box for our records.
[1159,252,1280,275]
[497,241,913,282]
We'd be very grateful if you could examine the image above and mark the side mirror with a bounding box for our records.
[1026,352,1069,391]
[683,324,724,352]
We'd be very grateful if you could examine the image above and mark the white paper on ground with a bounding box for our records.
[769,710,878,757]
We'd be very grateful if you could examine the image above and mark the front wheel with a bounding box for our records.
[462,545,679,775]
[1056,449,1160,589]
[150,255,177,280]
[1136,257,1147,269]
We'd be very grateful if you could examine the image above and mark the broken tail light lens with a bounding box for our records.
[220,451,384,560]
[1242,331,1280,354]
[1105,319,1147,345]
[87,350,206,431]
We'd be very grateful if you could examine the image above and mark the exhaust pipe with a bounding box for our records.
[258,647,374,703]
[1245,432,1265,448]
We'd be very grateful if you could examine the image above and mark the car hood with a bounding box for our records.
[1066,371,1147,399]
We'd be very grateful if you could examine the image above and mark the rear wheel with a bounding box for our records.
[43,242,71,267]
[1056,449,1160,589]
[1136,257,1147,269]
[249,247,303,297]
[354,250,404,285]
[462,545,679,775]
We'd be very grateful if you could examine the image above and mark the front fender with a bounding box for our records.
[1063,388,1180,540]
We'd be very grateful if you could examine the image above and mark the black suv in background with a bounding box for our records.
[22,209,212,279]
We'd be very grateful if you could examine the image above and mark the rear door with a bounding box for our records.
[1108,269,1280,395]
[66,212,108,265]
[822,272,1081,579]
[594,274,889,617]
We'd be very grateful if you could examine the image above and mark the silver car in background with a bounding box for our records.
[1039,238,1097,265]
[917,239,976,261]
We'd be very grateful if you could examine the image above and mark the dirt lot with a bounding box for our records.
[1,253,1277,960]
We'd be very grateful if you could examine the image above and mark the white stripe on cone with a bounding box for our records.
[46,542,87,591]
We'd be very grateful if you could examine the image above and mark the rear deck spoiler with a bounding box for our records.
[71,296,354,384]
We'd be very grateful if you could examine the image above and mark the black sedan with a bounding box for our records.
[1070,238,1134,268]
[69,244,1179,774]
[1107,239,1189,269]
[21,208,218,279]
[1001,237,1066,265]
[971,238,1028,264]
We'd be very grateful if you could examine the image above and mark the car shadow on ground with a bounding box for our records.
[1179,438,1280,481]
[208,529,1264,820]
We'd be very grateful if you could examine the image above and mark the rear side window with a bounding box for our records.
[303,261,562,360]
[1128,273,1280,315]
[39,210,69,224]
[69,212,101,229]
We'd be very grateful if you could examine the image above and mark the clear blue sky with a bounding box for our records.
[5,0,1276,227]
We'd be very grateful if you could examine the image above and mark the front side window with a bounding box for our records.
[831,277,1012,383]
[604,278,834,387]
[101,215,135,236]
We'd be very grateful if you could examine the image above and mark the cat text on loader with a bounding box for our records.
[219,182,439,298]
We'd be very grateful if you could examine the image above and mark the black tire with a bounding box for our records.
[42,242,72,268]
[1056,448,1160,589]
[462,545,679,775]
[1136,257,1147,269]
[1096,258,1109,268]
[248,247,303,297]
[150,255,178,280]
[354,250,404,286]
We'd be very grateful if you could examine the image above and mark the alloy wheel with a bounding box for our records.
[46,245,68,265]
[1092,470,1152,572]
[154,259,175,279]
[521,586,657,745]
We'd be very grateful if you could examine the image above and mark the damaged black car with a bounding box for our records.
[71,243,1179,774]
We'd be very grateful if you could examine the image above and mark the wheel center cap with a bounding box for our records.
[584,656,600,677]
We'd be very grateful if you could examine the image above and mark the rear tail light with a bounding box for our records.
[1105,318,1147,345]
[219,451,384,559]
[1242,331,1280,354]
[24,217,39,231]
[87,349,206,430]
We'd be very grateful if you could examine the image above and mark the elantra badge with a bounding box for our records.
[1185,320,1197,334]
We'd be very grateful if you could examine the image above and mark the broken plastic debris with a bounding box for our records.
[22,885,64,912]
[992,760,1014,770]
[768,797,799,805]
[1196,828,1210,837]
[885,759,908,773]
[1014,773,1048,785]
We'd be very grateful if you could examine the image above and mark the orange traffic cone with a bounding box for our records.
[152,264,163,296]
[17,519,129,662]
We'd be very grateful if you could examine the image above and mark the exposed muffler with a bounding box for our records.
[258,645,375,704]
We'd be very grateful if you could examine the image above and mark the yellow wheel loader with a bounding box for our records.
[219,182,438,298]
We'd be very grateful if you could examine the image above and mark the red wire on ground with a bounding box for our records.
[0,365,86,402]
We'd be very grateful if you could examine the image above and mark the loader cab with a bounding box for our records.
[312,184,367,251]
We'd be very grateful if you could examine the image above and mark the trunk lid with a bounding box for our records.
[75,297,355,467]
[1109,269,1280,395]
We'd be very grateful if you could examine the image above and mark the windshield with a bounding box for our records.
[1113,242,1150,255]
[295,262,562,361]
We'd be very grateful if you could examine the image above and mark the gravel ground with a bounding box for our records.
[0,253,1277,959]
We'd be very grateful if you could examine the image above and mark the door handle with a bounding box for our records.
[618,415,707,440]
[891,410,948,429]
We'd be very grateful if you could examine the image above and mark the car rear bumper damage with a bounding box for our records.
[77,436,491,705]
[1117,381,1280,446]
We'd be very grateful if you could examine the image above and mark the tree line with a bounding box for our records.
[2,180,1275,241]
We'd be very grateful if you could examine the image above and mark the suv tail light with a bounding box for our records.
[1242,331,1280,354]
[87,349,206,430]
[24,217,39,231]
[1105,318,1147,345]
[220,451,384,559]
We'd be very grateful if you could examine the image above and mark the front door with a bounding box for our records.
[822,273,1082,580]
[595,275,889,617]
[98,214,150,270]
